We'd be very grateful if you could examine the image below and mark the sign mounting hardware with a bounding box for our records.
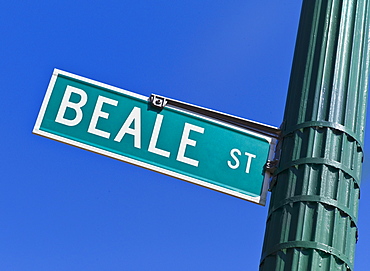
[149,94,167,109]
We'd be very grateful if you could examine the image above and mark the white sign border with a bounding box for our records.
[33,69,277,205]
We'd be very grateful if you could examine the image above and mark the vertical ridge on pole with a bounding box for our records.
[260,1,370,270]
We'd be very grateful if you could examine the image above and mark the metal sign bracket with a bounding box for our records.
[149,93,281,140]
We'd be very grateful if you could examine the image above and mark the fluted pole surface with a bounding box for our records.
[260,1,370,270]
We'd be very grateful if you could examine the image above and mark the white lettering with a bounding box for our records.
[87,96,118,138]
[244,152,256,173]
[227,148,256,174]
[176,123,204,167]
[227,148,241,169]
[55,85,87,126]
[148,114,170,157]
[114,106,141,148]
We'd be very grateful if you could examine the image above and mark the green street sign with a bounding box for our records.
[33,69,278,205]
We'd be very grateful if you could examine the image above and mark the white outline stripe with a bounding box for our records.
[33,69,276,205]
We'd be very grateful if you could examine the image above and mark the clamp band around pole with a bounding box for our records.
[260,241,354,271]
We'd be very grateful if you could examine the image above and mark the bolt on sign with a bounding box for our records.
[33,69,278,205]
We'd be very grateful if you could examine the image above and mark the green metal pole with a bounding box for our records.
[260,1,370,270]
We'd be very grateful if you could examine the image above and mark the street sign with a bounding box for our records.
[33,69,278,205]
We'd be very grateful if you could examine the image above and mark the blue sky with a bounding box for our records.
[2,1,370,270]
